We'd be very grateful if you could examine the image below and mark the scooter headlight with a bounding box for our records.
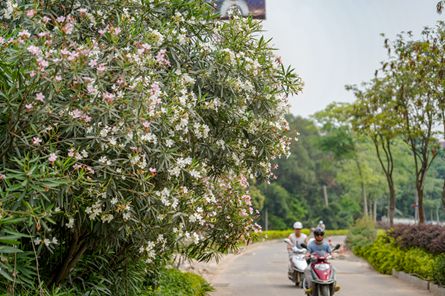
[314,264,330,271]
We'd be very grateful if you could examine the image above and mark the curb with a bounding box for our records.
[392,269,445,296]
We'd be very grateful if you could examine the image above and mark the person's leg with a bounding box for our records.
[304,267,312,289]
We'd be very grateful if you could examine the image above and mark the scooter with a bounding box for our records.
[284,238,308,288]
[306,244,341,296]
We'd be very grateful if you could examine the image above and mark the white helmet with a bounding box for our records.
[293,221,303,229]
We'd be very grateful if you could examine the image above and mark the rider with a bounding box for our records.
[304,227,331,293]
[287,221,308,253]
[287,222,308,275]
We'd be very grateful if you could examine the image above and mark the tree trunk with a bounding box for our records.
[373,199,377,222]
[417,184,425,224]
[49,232,90,286]
[442,178,445,212]
[389,180,396,227]
[363,186,368,217]
[354,158,368,217]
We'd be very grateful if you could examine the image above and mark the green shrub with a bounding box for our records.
[433,254,445,286]
[147,269,213,296]
[346,217,377,251]
[354,233,437,281]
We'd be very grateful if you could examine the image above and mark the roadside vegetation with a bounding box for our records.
[347,220,445,286]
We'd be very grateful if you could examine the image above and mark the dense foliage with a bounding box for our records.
[345,217,377,250]
[0,0,301,294]
[387,224,445,254]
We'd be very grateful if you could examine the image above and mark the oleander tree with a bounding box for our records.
[0,0,302,294]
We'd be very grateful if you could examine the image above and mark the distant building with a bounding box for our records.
[209,0,266,20]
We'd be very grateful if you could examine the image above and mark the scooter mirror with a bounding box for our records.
[283,238,292,245]
[333,244,341,251]
[300,243,308,249]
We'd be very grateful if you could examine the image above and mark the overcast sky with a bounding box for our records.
[261,0,443,117]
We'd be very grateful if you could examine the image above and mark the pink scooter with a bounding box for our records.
[306,244,341,296]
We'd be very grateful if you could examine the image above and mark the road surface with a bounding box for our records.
[210,237,431,296]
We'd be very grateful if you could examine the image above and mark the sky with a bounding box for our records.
[261,0,444,117]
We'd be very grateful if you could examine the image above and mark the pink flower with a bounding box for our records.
[113,27,121,35]
[37,58,49,69]
[56,16,66,23]
[0,174,5,180]
[55,75,62,81]
[156,49,170,66]
[142,121,150,128]
[27,45,42,56]
[149,167,157,176]
[150,82,160,98]
[26,9,36,18]
[78,8,88,16]
[35,93,45,102]
[42,16,50,23]
[70,109,83,119]
[102,92,115,104]
[29,71,36,77]
[88,59,97,67]
[63,22,75,35]
[48,153,57,163]
[68,148,75,157]
[0,37,4,44]
[87,84,97,95]
[32,137,42,145]
[18,30,31,39]
[25,104,33,110]
[97,63,106,73]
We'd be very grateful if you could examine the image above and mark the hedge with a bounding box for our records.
[354,233,445,285]
[256,229,349,241]
[146,269,213,296]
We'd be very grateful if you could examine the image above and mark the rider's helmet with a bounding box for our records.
[313,227,325,237]
[293,221,303,229]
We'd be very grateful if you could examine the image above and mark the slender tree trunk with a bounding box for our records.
[389,180,396,227]
[373,199,377,223]
[354,158,368,216]
[416,183,425,224]
[442,179,445,212]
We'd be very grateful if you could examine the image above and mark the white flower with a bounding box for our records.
[66,218,75,229]
[52,237,58,245]
[111,197,118,205]
[98,156,108,164]
[123,212,131,220]
[190,170,201,178]
[34,237,42,245]
[43,238,51,246]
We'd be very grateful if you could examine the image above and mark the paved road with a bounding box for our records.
[210,238,431,296]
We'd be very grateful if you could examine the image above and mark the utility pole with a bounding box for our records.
[322,185,328,207]
[265,209,268,232]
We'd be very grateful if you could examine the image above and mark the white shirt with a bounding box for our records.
[288,233,307,248]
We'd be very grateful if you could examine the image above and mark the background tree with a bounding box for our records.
[348,78,400,226]
[380,29,441,224]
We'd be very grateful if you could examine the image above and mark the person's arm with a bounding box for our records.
[326,243,332,254]
[287,235,293,252]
